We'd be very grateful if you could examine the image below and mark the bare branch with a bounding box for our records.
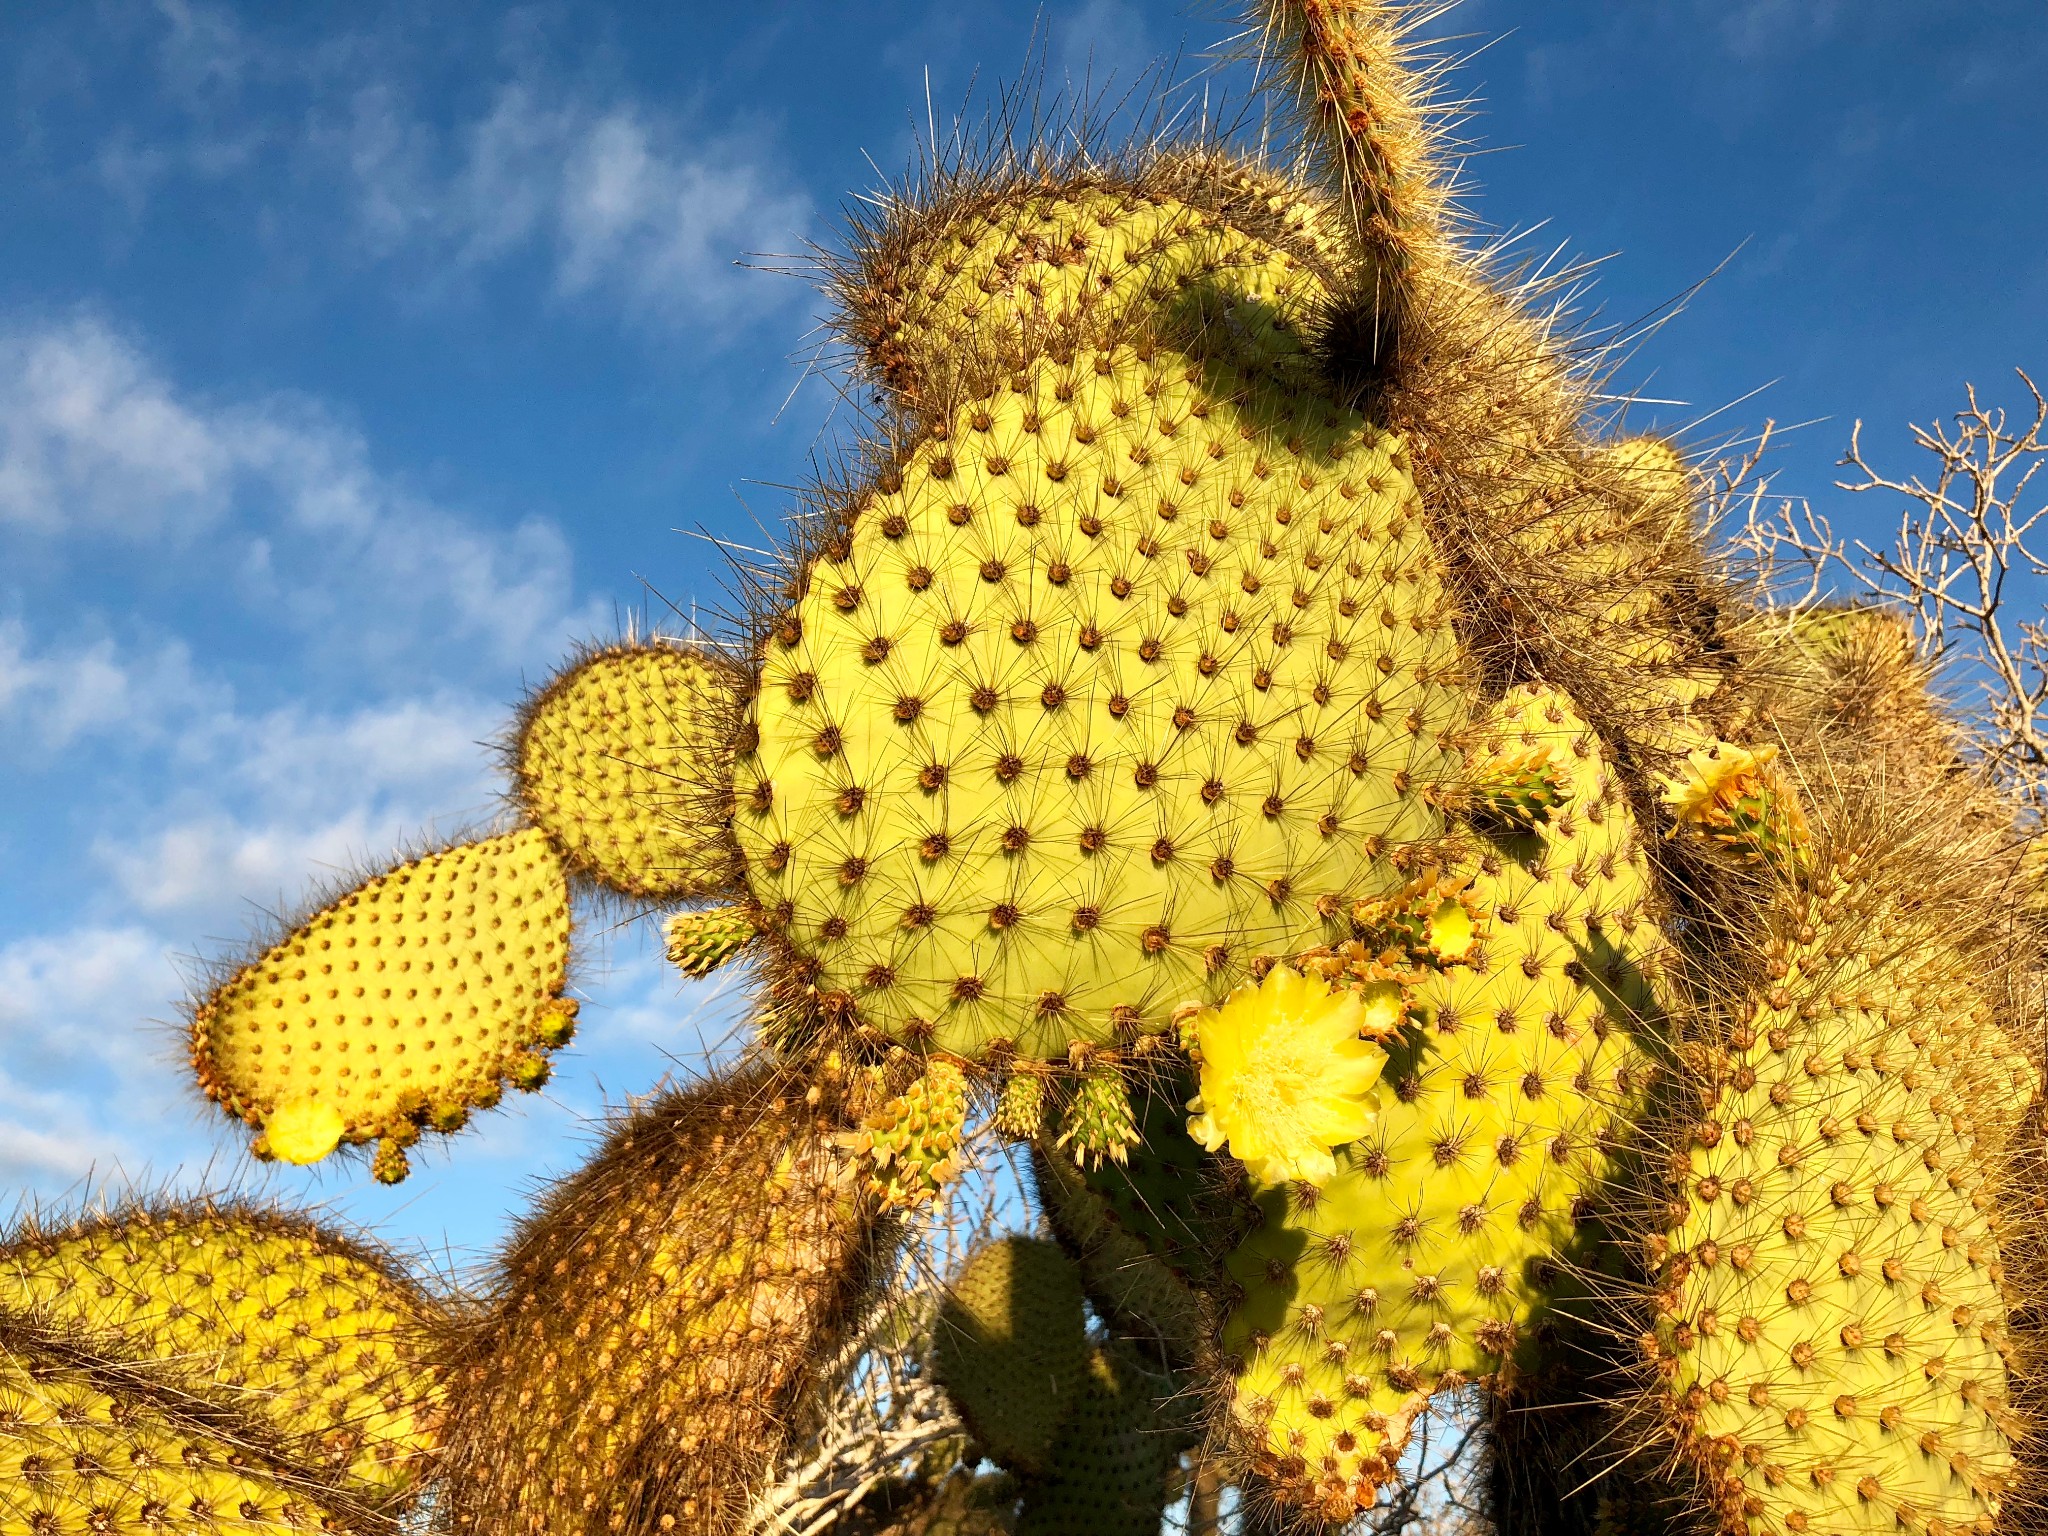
[1735,371,2048,810]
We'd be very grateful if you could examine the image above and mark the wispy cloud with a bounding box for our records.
[339,79,810,328]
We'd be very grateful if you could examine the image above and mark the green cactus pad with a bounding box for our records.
[514,640,743,900]
[1035,1065,1229,1356]
[1014,1339,1194,1536]
[1220,683,1668,1518]
[188,829,575,1181]
[932,1236,1090,1478]
[0,1200,441,1505]
[736,340,1467,1061]
[1651,854,2019,1536]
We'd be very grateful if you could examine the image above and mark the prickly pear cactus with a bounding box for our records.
[116,1,2048,1531]
[932,1236,1090,1476]
[734,335,1469,1060]
[0,1328,367,1534]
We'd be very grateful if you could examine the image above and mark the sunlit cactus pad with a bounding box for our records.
[736,341,1466,1059]
[514,640,743,900]
[1220,685,1669,1516]
[188,828,575,1180]
[0,1200,443,1502]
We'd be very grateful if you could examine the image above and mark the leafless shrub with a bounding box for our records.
[1725,371,2048,807]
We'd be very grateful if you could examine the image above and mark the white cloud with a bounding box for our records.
[98,690,504,921]
[338,80,811,329]
[0,623,215,753]
[0,314,594,667]
[0,318,235,533]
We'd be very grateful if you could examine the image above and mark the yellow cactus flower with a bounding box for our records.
[1185,964,1388,1187]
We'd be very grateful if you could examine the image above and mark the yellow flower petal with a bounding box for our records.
[1184,963,1388,1188]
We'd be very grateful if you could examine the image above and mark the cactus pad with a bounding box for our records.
[1651,854,2021,1536]
[1014,1340,1194,1536]
[1035,1065,1230,1355]
[1219,683,1668,1516]
[0,1333,359,1534]
[439,1061,878,1536]
[189,829,574,1181]
[513,640,741,900]
[933,1236,1090,1478]
[851,183,1340,399]
[735,340,1466,1062]
[0,1201,441,1503]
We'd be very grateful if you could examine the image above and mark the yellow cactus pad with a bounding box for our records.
[0,1338,359,1534]
[0,1201,442,1504]
[1654,854,2019,1536]
[189,829,574,1181]
[1221,684,1669,1517]
[513,640,743,900]
[858,185,1338,398]
[736,340,1467,1061]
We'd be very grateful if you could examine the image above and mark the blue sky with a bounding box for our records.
[2,0,2043,1272]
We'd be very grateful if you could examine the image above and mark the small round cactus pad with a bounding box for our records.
[736,340,1466,1059]
[514,640,741,900]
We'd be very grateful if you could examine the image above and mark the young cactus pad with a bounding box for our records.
[1219,684,1668,1517]
[0,1200,442,1505]
[932,1236,1090,1477]
[188,828,575,1181]
[513,640,743,900]
[735,337,1467,1061]
[1651,850,2022,1536]
[439,1059,879,1536]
